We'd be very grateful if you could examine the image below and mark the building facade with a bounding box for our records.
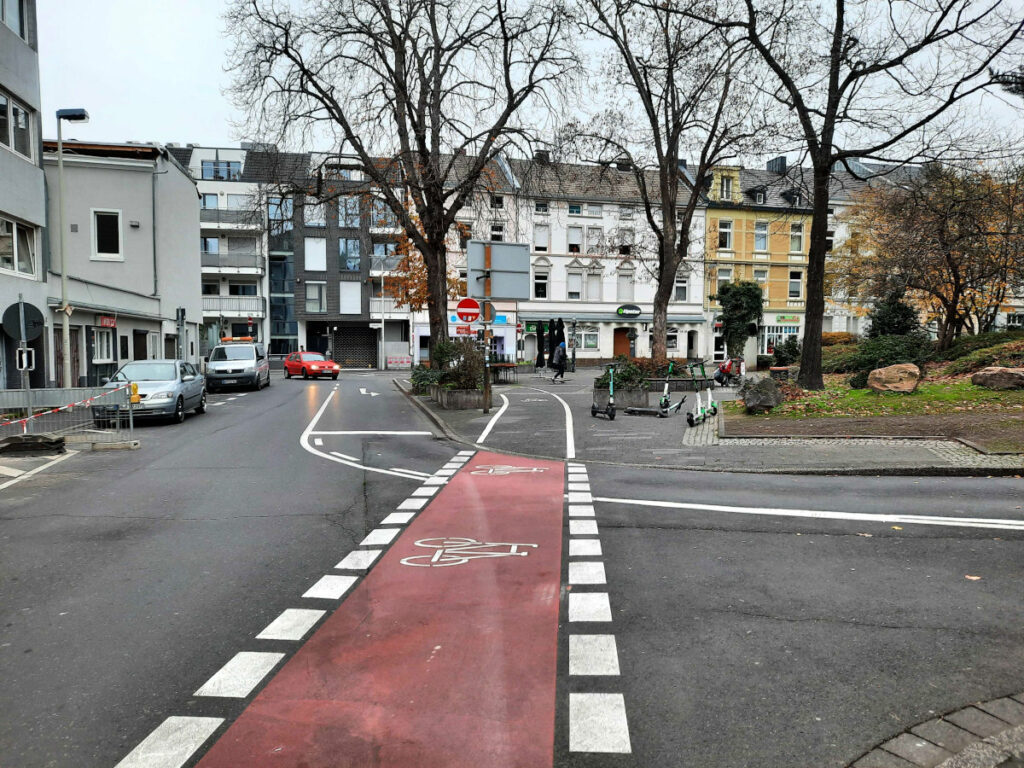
[0,0,47,387]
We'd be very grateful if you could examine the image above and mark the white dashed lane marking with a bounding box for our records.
[569,693,632,753]
[194,652,285,698]
[256,609,325,641]
[568,561,607,585]
[569,539,602,557]
[569,505,595,517]
[568,592,612,622]
[303,574,358,600]
[381,512,415,525]
[569,520,599,536]
[569,635,621,676]
[335,550,383,570]
[112,716,223,768]
[398,498,428,510]
[359,528,401,547]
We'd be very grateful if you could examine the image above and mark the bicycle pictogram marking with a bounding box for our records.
[470,464,549,476]
[400,537,538,567]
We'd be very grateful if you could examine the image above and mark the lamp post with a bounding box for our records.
[55,108,89,387]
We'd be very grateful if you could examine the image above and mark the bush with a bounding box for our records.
[756,355,774,370]
[594,355,650,390]
[931,330,1024,362]
[943,339,1024,375]
[848,370,871,389]
[853,332,932,372]
[822,332,857,346]
[866,291,920,337]
[439,339,484,390]
[772,337,802,366]
[821,343,861,373]
[410,365,442,395]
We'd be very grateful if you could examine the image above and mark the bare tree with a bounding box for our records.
[225,0,576,362]
[682,0,1024,387]
[569,0,780,360]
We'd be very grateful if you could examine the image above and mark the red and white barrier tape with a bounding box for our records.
[0,385,132,433]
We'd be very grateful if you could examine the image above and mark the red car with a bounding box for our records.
[283,351,341,380]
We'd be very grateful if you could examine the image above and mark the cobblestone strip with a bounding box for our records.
[681,415,719,446]
[848,694,1024,768]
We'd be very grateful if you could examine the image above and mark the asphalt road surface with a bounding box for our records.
[1,371,1022,768]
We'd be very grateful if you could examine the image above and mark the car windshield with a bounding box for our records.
[304,353,327,361]
[210,346,256,361]
[111,362,177,382]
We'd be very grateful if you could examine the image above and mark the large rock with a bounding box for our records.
[867,363,921,393]
[742,377,783,414]
[971,366,1024,390]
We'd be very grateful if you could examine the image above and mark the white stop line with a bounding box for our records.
[592,496,1024,531]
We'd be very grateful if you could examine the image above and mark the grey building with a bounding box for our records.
[0,0,47,387]
[41,141,201,385]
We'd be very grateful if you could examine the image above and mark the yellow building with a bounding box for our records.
[704,159,813,361]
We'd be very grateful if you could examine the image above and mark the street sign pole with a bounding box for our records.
[482,245,492,415]
[18,294,31,432]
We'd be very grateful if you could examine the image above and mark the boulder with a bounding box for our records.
[867,363,921,393]
[971,366,1024,390]
[742,377,783,414]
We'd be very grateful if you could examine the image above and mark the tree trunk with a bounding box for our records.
[422,241,449,364]
[797,168,831,389]
[651,254,674,362]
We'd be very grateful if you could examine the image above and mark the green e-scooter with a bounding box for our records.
[591,363,617,420]
[685,361,718,427]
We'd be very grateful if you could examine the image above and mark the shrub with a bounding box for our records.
[410,365,442,395]
[821,343,861,373]
[931,330,1024,362]
[866,291,920,337]
[439,339,484,390]
[594,355,650,390]
[853,332,932,372]
[821,332,856,346]
[942,339,1024,375]
[772,337,802,366]
[756,355,774,370]
[848,370,871,389]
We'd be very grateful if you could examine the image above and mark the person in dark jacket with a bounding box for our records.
[551,341,567,382]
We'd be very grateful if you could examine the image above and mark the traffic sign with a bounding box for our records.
[456,298,480,323]
[455,325,473,335]
[16,347,34,371]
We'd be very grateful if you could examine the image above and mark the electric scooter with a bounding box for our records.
[685,362,718,427]
[591,363,617,420]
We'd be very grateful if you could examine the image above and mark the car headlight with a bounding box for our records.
[150,391,174,400]
[243,365,256,373]
[310,365,320,370]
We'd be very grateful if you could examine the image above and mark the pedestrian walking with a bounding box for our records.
[552,341,567,383]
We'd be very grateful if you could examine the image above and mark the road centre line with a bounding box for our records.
[194,652,285,698]
[112,716,224,768]
[525,386,575,459]
[256,609,325,641]
[0,450,77,492]
[592,496,1024,531]
[476,393,510,443]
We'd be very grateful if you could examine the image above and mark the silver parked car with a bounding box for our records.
[93,359,206,425]
[205,341,271,392]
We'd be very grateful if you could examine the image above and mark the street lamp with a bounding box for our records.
[56,108,89,387]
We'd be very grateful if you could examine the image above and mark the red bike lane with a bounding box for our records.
[195,451,565,767]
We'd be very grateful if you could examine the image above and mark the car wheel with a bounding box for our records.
[265,371,271,387]
[331,373,339,380]
[195,391,207,414]
[285,368,292,379]
[302,368,309,379]
[173,397,185,424]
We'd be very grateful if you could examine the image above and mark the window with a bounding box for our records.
[304,201,326,227]
[587,203,603,217]
[586,226,603,253]
[202,282,219,295]
[490,223,504,242]
[573,327,600,350]
[305,282,327,313]
[1006,313,1023,329]
[201,193,218,210]
[568,203,582,216]
[339,282,361,314]
[567,272,583,300]
[616,271,634,302]
[826,229,835,252]
[0,90,32,159]
[534,224,549,252]
[720,176,732,199]
[790,223,804,253]
[674,275,688,302]
[533,270,548,299]
[0,217,35,277]
[716,267,732,295]
[304,237,327,271]
[789,270,803,299]
[268,196,293,221]
[229,282,257,296]
[93,328,114,363]
[373,241,398,269]
[200,236,219,255]
[587,272,602,301]
[760,324,800,355]
[535,200,549,214]
[567,226,583,253]
[827,207,835,216]
[92,210,122,261]
[619,206,634,219]
[339,197,360,228]
[619,228,633,256]
[718,219,733,250]
[201,160,241,181]
[490,195,504,210]
[754,221,768,252]
[371,198,397,228]
[755,190,766,205]
[340,238,361,271]
[226,194,249,210]
[2,0,25,38]
[753,268,768,284]
[455,221,471,249]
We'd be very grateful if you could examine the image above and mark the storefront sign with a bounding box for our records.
[98,315,117,328]
[616,304,642,318]
[776,315,799,323]
[524,322,537,333]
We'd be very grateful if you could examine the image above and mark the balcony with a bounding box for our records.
[202,296,267,318]
[201,251,266,274]
[369,256,401,274]
[200,208,263,228]
[369,297,411,319]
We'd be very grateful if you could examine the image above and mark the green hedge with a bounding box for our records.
[943,339,1024,375]
[821,343,861,373]
[931,330,1024,361]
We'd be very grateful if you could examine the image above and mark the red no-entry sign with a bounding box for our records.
[456,298,480,323]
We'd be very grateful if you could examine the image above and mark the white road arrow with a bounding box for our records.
[359,387,380,397]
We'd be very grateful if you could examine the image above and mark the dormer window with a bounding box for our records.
[490,195,504,210]
[720,176,733,199]
[755,190,766,205]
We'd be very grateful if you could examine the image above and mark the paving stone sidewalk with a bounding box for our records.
[396,378,1024,476]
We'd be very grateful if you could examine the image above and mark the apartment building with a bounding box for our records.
[704,157,813,361]
[40,140,202,384]
[0,0,47,387]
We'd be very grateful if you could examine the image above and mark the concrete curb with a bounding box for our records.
[391,379,465,445]
[848,694,1024,768]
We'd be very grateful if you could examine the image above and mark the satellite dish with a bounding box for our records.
[2,302,45,341]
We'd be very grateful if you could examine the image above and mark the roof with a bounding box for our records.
[41,139,164,160]
[166,146,194,167]
[506,157,686,205]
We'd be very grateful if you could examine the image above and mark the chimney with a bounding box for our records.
[534,149,550,164]
[766,156,787,174]
[615,156,631,172]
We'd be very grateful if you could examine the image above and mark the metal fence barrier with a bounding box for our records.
[0,386,133,444]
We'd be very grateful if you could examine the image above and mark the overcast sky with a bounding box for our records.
[39,0,240,147]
